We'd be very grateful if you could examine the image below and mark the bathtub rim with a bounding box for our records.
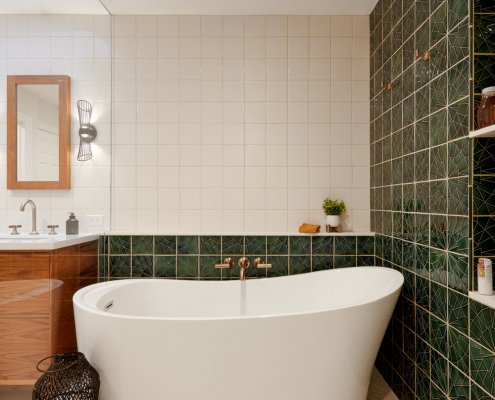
[73,267,403,322]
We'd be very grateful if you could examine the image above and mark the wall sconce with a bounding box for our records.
[77,100,97,161]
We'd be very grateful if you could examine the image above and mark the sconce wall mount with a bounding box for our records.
[77,100,97,161]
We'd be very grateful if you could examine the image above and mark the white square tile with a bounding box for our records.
[330,16,353,37]
[201,210,223,230]
[202,80,223,101]
[309,167,331,188]
[245,210,266,231]
[180,167,202,188]
[223,59,245,80]
[202,59,222,80]
[222,102,244,124]
[29,37,50,58]
[353,166,370,187]
[309,124,331,144]
[352,80,369,101]
[114,36,136,59]
[331,59,352,80]
[180,102,201,123]
[288,102,309,124]
[137,80,158,101]
[201,102,222,123]
[158,166,180,187]
[157,145,180,166]
[330,102,352,124]
[245,60,266,81]
[310,16,331,37]
[223,37,245,59]
[223,16,245,37]
[288,16,309,36]
[352,145,370,167]
[180,37,201,58]
[29,15,51,36]
[309,80,331,101]
[245,145,266,166]
[222,210,245,231]
[51,37,72,59]
[245,37,266,59]
[245,166,266,187]
[158,16,180,36]
[331,123,352,144]
[288,144,308,166]
[288,37,309,58]
[330,145,352,167]
[223,145,244,166]
[266,125,287,144]
[353,37,370,59]
[180,16,201,37]
[310,37,331,58]
[202,146,222,167]
[136,37,157,59]
[202,37,222,58]
[114,16,136,37]
[288,59,308,80]
[352,59,369,80]
[223,188,244,209]
[223,166,244,187]
[137,188,158,210]
[202,123,222,144]
[353,16,369,37]
[309,145,331,166]
[288,123,309,144]
[266,145,288,166]
[352,124,370,145]
[180,124,201,144]
[158,188,180,209]
[331,166,353,187]
[288,80,309,101]
[288,166,308,188]
[267,81,288,101]
[309,102,331,123]
[352,102,370,124]
[331,37,353,59]
[223,124,244,144]
[245,101,266,124]
[157,37,179,58]
[245,16,266,37]
[136,16,157,37]
[114,59,136,80]
[180,80,201,101]
[202,188,222,210]
[266,59,287,80]
[266,102,287,124]
[266,16,287,36]
[266,37,287,58]
[223,81,244,101]
[309,59,330,80]
[201,16,222,37]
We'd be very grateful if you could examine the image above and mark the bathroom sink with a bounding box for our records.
[0,234,52,241]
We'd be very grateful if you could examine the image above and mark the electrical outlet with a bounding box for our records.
[87,215,104,226]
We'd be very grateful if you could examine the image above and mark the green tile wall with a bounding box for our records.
[99,234,375,280]
[371,0,495,399]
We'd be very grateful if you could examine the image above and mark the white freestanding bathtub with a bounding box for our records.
[73,267,403,400]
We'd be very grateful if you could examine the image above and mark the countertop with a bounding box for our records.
[0,233,100,251]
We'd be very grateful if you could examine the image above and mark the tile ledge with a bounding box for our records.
[469,291,495,309]
[102,231,376,237]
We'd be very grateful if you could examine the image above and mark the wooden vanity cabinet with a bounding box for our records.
[0,241,98,387]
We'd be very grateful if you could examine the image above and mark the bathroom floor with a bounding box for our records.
[0,369,396,400]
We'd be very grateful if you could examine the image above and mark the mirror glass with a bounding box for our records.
[16,84,60,181]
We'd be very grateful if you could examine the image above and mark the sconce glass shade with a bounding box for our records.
[77,100,97,162]
[77,140,92,161]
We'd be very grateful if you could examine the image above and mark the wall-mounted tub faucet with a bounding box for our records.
[20,199,38,235]
[238,257,250,280]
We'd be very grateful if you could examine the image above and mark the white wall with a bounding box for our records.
[112,15,370,233]
[0,15,112,233]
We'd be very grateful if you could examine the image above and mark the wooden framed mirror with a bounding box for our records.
[7,75,71,189]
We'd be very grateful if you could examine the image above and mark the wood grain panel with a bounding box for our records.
[11,253,50,279]
[0,253,13,281]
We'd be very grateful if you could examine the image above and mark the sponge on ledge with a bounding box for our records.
[298,223,321,234]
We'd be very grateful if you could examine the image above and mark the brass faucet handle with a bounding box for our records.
[8,225,22,235]
[415,49,431,60]
[47,225,59,235]
[238,257,250,269]
[253,257,272,269]
[215,257,234,269]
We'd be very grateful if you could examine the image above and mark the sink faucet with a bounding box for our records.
[20,199,39,235]
[238,257,250,280]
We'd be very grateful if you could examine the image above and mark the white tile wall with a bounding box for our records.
[0,15,112,233]
[111,15,370,233]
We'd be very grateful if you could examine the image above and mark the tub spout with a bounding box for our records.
[238,257,250,280]
[20,199,38,235]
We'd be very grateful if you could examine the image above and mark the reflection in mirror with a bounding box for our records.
[17,84,60,181]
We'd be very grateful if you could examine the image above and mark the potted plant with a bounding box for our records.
[322,198,346,227]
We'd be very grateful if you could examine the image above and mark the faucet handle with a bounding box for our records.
[215,257,235,269]
[8,225,21,235]
[47,225,59,235]
[253,257,272,269]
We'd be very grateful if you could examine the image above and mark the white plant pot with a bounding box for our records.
[326,215,340,227]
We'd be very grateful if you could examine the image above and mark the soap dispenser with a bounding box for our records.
[66,212,79,235]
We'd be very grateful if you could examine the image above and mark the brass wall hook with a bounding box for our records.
[416,49,431,61]
[382,81,395,91]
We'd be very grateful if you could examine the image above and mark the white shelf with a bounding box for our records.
[469,291,495,309]
[469,124,495,138]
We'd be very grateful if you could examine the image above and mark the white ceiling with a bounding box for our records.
[0,0,378,15]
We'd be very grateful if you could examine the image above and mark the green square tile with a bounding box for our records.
[109,236,131,254]
[199,256,222,279]
[200,236,221,254]
[109,256,131,278]
[155,256,176,278]
[473,176,495,216]
[312,255,333,271]
[473,138,495,175]
[448,0,468,30]
[289,255,310,274]
[266,256,288,277]
[474,216,495,257]
[154,236,176,255]
[430,248,447,285]
[447,253,469,293]
[334,236,356,255]
[430,315,447,356]
[416,275,430,311]
[448,289,469,334]
[448,363,469,400]
[132,236,153,254]
[431,2,448,46]
[415,150,429,182]
[470,339,495,397]
[416,368,430,399]
[448,20,469,68]
[416,336,431,373]
[430,214,447,250]
[430,282,447,321]
[99,255,108,279]
[430,37,447,78]
[448,139,469,178]
[245,236,266,255]
[219,255,242,279]
[471,383,494,400]
[289,236,311,254]
[474,0,495,13]
[415,85,430,121]
[312,236,333,255]
[449,327,470,374]
[448,216,469,255]
[431,350,448,394]
[470,300,495,354]
[177,256,198,278]
[177,236,199,254]
[99,236,108,255]
[357,256,375,266]
[448,177,469,216]
[334,255,357,268]
[222,236,244,254]
[449,59,469,103]
[392,238,403,265]
[431,73,448,114]
[430,181,447,214]
[131,255,153,277]
[357,236,374,255]
[448,98,469,141]
[430,144,447,180]
[429,109,447,147]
